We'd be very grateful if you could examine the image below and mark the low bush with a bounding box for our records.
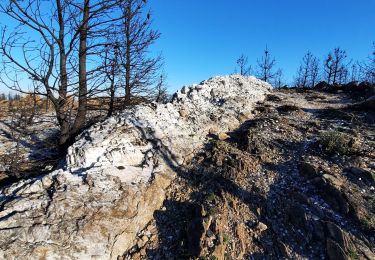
[319,130,360,155]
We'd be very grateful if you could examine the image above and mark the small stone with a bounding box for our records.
[137,235,148,248]
[179,108,188,118]
[323,174,343,187]
[218,132,230,141]
[41,176,53,189]
[299,162,319,178]
[140,248,146,256]
[209,126,219,135]
[238,111,252,123]
[256,222,268,233]
[210,89,215,98]
[44,165,54,171]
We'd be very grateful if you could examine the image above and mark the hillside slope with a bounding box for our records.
[125,89,375,259]
[1,76,374,259]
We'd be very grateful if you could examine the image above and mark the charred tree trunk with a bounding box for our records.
[72,0,89,136]
[56,0,71,148]
[124,0,132,107]
[108,88,115,117]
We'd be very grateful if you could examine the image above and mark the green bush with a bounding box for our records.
[319,130,360,155]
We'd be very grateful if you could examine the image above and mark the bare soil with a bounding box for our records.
[123,89,375,260]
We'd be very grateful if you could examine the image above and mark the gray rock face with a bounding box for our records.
[0,169,172,259]
[0,75,270,259]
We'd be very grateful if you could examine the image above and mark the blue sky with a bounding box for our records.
[149,0,375,91]
[0,0,374,93]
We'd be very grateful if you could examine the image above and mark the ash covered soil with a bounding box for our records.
[125,89,375,260]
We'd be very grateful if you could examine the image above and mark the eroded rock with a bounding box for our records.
[0,75,270,259]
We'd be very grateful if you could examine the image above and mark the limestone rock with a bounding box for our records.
[218,132,230,141]
[255,222,268,233]
[209,126,219,135]
[179,107,188,118]
[238,111,252,123]
[323,174,344,188]
[0,75,271,259]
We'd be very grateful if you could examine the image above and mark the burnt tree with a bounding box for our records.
[295,51,319,88]
[0,0,124,149]
[155,74,169,103]
[236,54,251,76]
[119,0,162,107]
[256,47,276,84]
[361,43,375,83]
[324,47,348,85]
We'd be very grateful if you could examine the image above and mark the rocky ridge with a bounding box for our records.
[0,75,271,259]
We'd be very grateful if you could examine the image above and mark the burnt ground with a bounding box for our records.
[0,114,60,186]
[122,89,375,260]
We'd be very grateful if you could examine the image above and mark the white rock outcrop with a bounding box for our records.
[0,75,270,259]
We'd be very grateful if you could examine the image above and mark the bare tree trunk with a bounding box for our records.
[26,92,37,125]
[56,0,71,147]
[104,42,118,117]
[72,0,89,136]
[327,68,332,85]
[333,60,339,85]
[45,98,49,113]
[108,80,115,117]
[58,114,71,148]
[124,0,132,107]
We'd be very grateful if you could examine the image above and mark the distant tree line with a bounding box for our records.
[236,43,375,88]
[0,92,21,101]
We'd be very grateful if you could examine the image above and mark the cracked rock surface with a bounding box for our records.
[0,75,270,259]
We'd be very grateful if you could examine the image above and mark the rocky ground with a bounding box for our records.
[0,110,108,186]
[0,76,271,259]
[124,89,375,259]
[0,76,374,260]
[0,114,59,185]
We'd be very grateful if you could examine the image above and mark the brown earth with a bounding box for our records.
[121,89,375,260]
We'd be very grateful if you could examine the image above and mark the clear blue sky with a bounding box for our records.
[0,0,374,93]
[149,0,375,91]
